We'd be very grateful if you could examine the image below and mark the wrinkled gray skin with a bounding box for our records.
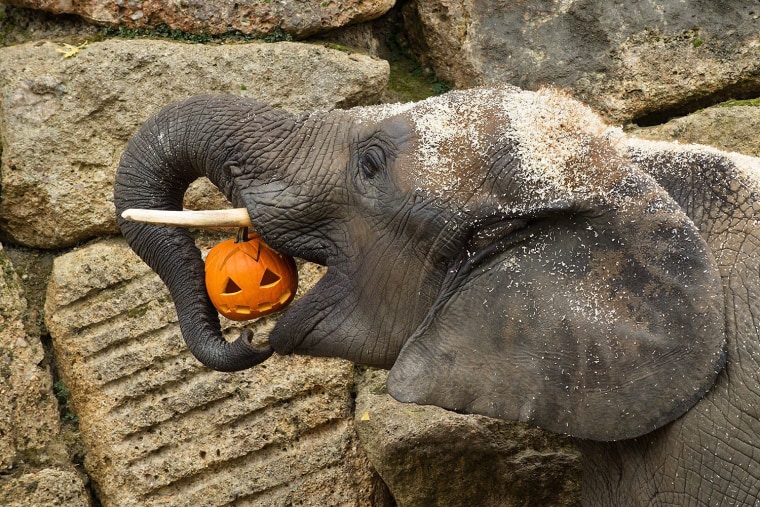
[114,86,759,505]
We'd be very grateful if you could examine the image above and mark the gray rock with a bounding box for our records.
[45,237,392,507]
[355,368,581,507]
[627,102,760,157]
[0,468,91,507]
[3,0,395,38]
[404,0,760,123]
[0,38,389,248]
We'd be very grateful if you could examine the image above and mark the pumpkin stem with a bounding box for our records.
[235,226,249,243]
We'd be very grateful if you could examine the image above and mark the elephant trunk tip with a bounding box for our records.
[201,328,275,372]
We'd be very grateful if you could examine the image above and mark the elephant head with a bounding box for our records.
[114,86,726,442]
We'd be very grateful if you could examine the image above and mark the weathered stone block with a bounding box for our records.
[0,468,91,507]
[355,368,581,507]
[3,0,395,38]
[45,238,391,506]
[0,244,60,470]
[0,39,389,248]
[628,103,760,157]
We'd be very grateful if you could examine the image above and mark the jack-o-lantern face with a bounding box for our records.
[205,231,298,321]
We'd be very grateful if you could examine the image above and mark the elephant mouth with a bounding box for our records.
[258,240,344,357]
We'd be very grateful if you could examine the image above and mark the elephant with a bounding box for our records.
[114,85,759,505]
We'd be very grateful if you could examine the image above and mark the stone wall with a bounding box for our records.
[1,1,759,506]
[1,11,395,505]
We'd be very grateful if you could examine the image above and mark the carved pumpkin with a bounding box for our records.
[205,228,298,321]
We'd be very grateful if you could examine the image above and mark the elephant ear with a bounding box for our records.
[387,173,726,441]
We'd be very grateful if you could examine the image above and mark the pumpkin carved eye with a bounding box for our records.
[260,269,281,287]
[205,230,298,321]
[223,278,243,295]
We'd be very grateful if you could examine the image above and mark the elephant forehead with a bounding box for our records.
[357,87,630,208]
[495,89,619,197]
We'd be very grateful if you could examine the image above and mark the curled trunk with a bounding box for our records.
[114,95,290,371]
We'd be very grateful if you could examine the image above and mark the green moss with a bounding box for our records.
[0,6,25,47]
[321,42,351,53]
[432,79,452,95]
[717,97,760,108]
[54,380,78,423]
[380,8,452,102]
[103,23,294,44]
[386,59,452,103]
[126,306,149,318]
[103,24,214,43]
[263,26,293,43]
[692,38,704,48]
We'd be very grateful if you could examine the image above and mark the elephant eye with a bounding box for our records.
[359,148,385,180]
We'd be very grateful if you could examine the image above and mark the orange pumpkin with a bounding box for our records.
[205,228,298,321]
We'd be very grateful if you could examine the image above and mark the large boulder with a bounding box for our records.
[2,0,395,38]
[404,0,760,123]
[45,237,392,507]
[355,369,581,507]
[0,38,389,249]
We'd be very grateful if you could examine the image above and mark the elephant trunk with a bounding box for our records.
[114,95,291,371]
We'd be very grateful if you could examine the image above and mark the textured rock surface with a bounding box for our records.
[0,244,92,506]
[0,468,91,507]
[0,244,59,469]
[0,3,100,46]
[404,0,760,123]
[627,103,760,157]
[45,238,391,507]
[355,369,582,507]
[0,38,388,249]
[3,0,395,38]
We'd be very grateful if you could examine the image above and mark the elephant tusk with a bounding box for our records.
[121,208,254,229]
